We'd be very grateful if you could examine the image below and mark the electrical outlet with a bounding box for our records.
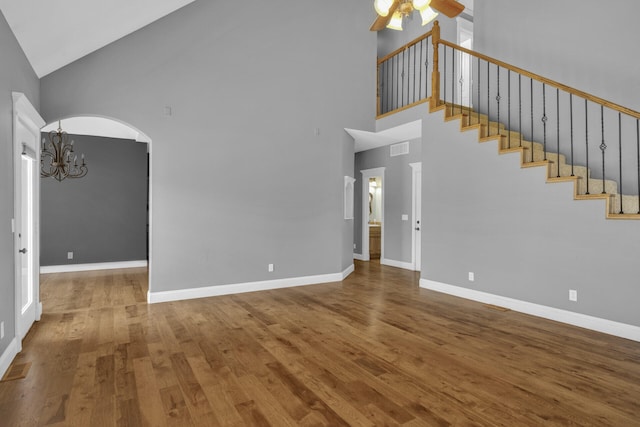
[67,251,73,260]
[268,264,274,272]
[1,321,4,339]
[569,289,578,302]
[468,272,475,282]
[353,243,356,249]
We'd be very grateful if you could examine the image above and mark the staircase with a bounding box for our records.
[377,21,640,220]
[436,103,640,219]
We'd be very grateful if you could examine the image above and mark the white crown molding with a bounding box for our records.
[420,279,640,342]
[40,260,148,274]
[148,265,355,304]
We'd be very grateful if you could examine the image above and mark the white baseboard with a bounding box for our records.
[0,338,18,380]
[342,264,355,279]
[149,265,354,304]
[420,279,640,343]
[353,253,368,261]
[40,260,148,274]
[381,258,415,271]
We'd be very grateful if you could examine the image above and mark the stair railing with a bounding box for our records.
[378,21,640,215]
[377,29,434,117]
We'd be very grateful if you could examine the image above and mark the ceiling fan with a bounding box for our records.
[370,0,465,31]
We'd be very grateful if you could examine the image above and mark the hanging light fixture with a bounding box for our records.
[373,0,439,31]
[40,120,88,181]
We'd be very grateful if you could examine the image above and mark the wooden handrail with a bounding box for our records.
[377,30,433,65]
[438,39,640,120]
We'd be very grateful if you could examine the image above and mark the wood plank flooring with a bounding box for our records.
[1,261,639,426]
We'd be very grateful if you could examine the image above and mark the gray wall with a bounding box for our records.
[0,11,40,357]
[40,0,377,293]
[474,0,640,112]
[377,12,459,58]
[40,134,148,266]
[354,138,421,263]
[473,0,640,192]
[418,107,640,327]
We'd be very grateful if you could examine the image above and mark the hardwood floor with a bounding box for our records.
[1,262,639,426]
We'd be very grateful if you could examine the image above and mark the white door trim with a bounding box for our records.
[410,162,422,271]
[360,167,385,261]
[12,92,44,352]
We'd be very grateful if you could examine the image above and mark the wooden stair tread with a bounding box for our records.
[432,101,639,219]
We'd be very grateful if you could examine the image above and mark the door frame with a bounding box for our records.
[410,162,422,271]
[12,92,44,352]
[360,167,385,261]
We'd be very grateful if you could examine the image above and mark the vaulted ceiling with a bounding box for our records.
[0,0,195,77]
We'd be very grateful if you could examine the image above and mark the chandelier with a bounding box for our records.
[374,0,439,30]
[40,121,88,181]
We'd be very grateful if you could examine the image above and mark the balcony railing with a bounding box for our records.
[377,21,640,216]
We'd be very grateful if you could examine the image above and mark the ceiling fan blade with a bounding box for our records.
[370,0,400,31]
[429,0,465,18]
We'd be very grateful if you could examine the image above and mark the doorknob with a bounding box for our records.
[19,248,27,254]
[415,227,420,231]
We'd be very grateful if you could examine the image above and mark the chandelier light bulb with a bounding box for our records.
[386,11,404,30]
[412,0,431,11]
[374,0,394,16]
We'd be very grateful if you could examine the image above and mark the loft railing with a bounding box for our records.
[377,21,640,216]
[377,30,433,117]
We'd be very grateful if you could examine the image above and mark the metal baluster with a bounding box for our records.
[391,57,395,111]
[556,89,560,177]
[570,94,574,176]
[496,66,501,144]
[542,83,547,161]
[459,54,463,114]
[425,38,429,99]
[600,105,607,194]
[443,45,447,112]
[411,45,415,104]
[530,79,534,162]
[618,113,623,213]
[396,53,400,110]
[477,57,481,127]
[585,100,590,194]
[487,61,490,136]
[508,70,511,149]
[519,74,522,147]
[401,49,405,108]
[419,40,423,101]
[452,47,455,116]
[384,60,388,114]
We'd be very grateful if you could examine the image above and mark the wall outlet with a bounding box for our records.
[569,289,578,302]
[402,214,409,221]
[268,263,274,272]
[1,321,4,339]
[67,251,74,260]
[353,243,356,249]
[468,272,475,282]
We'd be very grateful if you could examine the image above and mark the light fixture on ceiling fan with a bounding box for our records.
[371,0,464,31]
[40,120,88,181]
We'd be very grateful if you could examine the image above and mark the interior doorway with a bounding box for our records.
[360,167,385,261]
[38,116,152,297]
[12,93,45,352]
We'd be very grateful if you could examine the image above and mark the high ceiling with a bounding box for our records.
[0,0,195,78]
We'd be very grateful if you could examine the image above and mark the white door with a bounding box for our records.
[410,163,422,271]
[17,150,37,340]
[13,93,44,349]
